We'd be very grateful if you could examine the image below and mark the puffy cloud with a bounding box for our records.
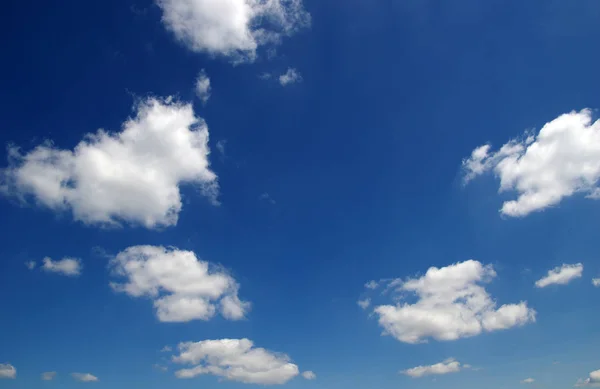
[402,358,463,378]
[357,298,371,310]
[173,338,299,385]
[0,364,16,379]
[371,260,535,344]
[110,245,249,322]
[535,263,583,288]
[462,109,600,217]
[41,372,57,381]
[1,97,218,229]
[71,373,98,382]
[195,70,211,104]
[25,261,36,270]
[521,377,535,384]
[156,0,310,62]
[279,68,302,86]
[593,278,600,287]
[302,371,316,380]
[42,257,82,277]
[576,369,600,387]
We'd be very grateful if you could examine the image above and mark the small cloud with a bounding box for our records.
[357,298,371,310]
[71,373,98,382]
[535,263,583,288]
[160,345,172,352]
[153,364,168,372]
[216,140,226,157]
[521,377,535,384]
[259,192,276,204]
[195,70,211,104]
[42,257,82,277]
[0,364,16,379]
[365,280,379,289]
[593,278,599,287]
[41,371,57,381]
[259,72,273,80]
[25,261,36,270]
[402,358,464,378]
[302,371,316,380]
[279,68,302,86]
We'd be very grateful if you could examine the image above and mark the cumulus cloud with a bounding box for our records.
[279,68,302,86]
[301,371,316,380]
[576,369,600,387]
[593,278,600,287]
[462,109,600,217]
[1,97,218,229]
[371,260,535,344]
[110,245,249,322]
[402,358,464,378]
[156,0,310,62]
[0,364,16,379]
[173,338,299,385]
[71,373,98,382]
[521,377,535,384]
[42,257,82,277]
[535,263,583,288]
[41,371,57,381]
[195,70,211,104]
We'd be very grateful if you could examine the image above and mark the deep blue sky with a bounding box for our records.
[1,0,600,388]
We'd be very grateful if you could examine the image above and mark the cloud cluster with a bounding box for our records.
[110,245,250,322]
[42,257,82,277]
[173,338,299,385]
[0,364,16,379]
[1,97,218,229]
[576,369,600,387]
[156,0,310,61]
[402,358,464,378]
[372,260,535,343]
[535,263,583,288]
[463,109,600,217]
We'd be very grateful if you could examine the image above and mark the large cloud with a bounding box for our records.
[1,97,218,229]
[371,260,535,343]
[575,369,600,387]
[402,358,464,378]
[535,263,583,288]
[173,338,299,384]
[156,0,310,62]
[463,109,600,217]
[110,246,250,322]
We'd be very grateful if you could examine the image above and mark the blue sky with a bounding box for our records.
[1,0,600,388]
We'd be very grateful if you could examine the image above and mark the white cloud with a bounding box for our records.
[302,371,316,380]
[153,364,168,372]
[593,278,600,287]
[42,257,82,277]
[195,70,211,104]
[535,263,583,288]
[71,373,98,382]
[462,109,600,217]
[173,338,299,385]
[156,0,310,62]
[110,245,249,322]
[357,298,371,310]
[521,377,535,384]
[161,345,173,352]
[576,369,600,387]
[25,260,36,270]
[372,260,535,344]
[1,97,218,229]
[41,372,57,381]
[365,280,379,289]
[402,358,463,378]
[279,68,302,86]
[0,364,16,379]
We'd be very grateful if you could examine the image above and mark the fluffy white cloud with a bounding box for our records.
[462,109,600,217]
[279,68,302,86]
[372,260,535,344]
[535,263,583,288]
[593,278,600,287]
[195,70,211,104]
[402,358,463,378]
[110,245,249,322]
[173,338,299,385]
[302,371,316,380]
[357,298,371,310]
[576,369,600,387]
[41,372,57,381]
[71,373,98,382]
[0,364,16,379]
[1,97,218,229]
[521,377,535,384]
[156,0,310,61]
[42,257,82,277]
